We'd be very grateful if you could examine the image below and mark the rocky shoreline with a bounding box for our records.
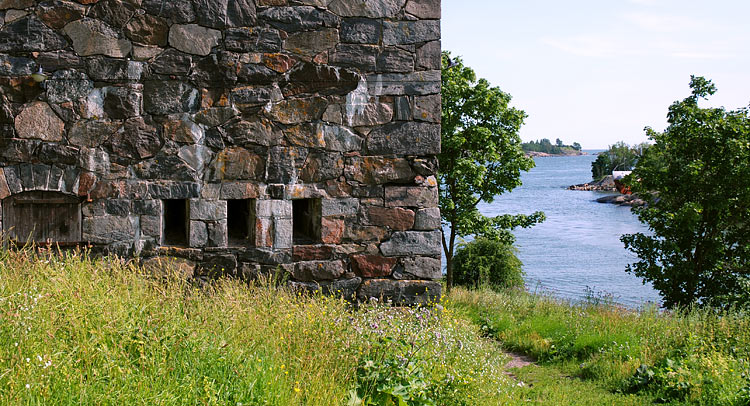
[594,194,645,207]
[568,175,645,207]
[568,175,617,191]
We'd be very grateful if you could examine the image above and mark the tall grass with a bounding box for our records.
[448,287,750,405]
[0,247,513,405]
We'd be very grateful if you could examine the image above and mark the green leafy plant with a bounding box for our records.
[452,238,524,291]
[349,331,437,406]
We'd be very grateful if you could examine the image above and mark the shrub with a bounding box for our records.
[452,238,524,290]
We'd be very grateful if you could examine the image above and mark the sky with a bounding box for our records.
[441,0,750,149]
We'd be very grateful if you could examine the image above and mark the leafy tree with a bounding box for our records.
[590,141,645,180]
[572,142,582,151]
[622,76,750,308]
[440,52,544,291]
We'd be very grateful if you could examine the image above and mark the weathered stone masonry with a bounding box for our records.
[0,0,442,305]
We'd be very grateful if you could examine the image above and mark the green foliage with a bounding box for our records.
[622,76,750,309]
[452,238,524,290]
[449,287,750,405]
[590,141,648,181]
[440,51,544,289]
[522,138,582,154]
[350,337,434,406]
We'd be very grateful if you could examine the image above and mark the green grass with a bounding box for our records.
[2,247,750,405]
[448,287,750,405]
[0,248,514,405]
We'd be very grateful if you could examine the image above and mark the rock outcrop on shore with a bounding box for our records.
[568,175,617,191]
[595,194,645,207]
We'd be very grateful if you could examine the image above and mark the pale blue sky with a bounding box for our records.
[441,0,750,149]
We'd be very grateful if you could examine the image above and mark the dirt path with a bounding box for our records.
[502,350,536,385]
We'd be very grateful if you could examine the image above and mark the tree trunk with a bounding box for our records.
[446,252,454,293]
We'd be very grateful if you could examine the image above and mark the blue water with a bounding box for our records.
[478,153,661,307]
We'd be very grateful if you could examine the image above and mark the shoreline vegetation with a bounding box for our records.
[2,247,749,405]
[525,150,588,157]
[522,138,585,157]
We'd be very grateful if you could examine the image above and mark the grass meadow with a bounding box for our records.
[1,246,749,405]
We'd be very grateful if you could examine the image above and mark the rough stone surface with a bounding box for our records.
[366,206,415,231]
[0,0,443,306]
[88,0,136,28]
[328,0,406,18]
[341,18,381,44]
[367,71,440,97]
[46,69,93,103]
[125,13,169,46]
[142,0,195,23]
[405,0,441,19]
[414,207,440,230]
[169,24,222,56]
[383,20,440,45]
[0,17,67,52]
[352,254,396,278]
[64,18,132,57]
[225,27,282,52]
[293,260,346,281]
[194,0,256,28]
[414,94,441,123]
[346,157,414,185]
[14,102,65,142]
[103,85,142,119]
[385,186,438,208]
[284,28,339,59]
[367,122,441,155]
[398,256,441,280]
[380,231,441,257]
[87,57,144,81]
[36,1,86,30]
[144,81,200,115]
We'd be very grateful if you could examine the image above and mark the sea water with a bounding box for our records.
[477,152,661,307]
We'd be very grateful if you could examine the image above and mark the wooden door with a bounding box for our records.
[2,191,82,244]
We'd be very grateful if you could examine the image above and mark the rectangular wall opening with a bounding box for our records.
[227,199,252,246]
[162,199,187,246]
[293,199,321,245]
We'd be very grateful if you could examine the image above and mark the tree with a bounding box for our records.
[440,52,544,291]
[622,76,750,308]
[590,141,645,180]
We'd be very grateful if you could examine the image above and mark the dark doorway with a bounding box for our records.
[292,199,320,244]
[163,199,187,246]
[227,199,251,246]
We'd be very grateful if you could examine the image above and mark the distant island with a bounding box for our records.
[522,138,586,157]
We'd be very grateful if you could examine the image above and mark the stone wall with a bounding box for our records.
[0,0,442,305]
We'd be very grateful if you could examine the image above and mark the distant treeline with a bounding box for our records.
[522,138,582,154]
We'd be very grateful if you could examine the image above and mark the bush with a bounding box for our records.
[453,238,524,290]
